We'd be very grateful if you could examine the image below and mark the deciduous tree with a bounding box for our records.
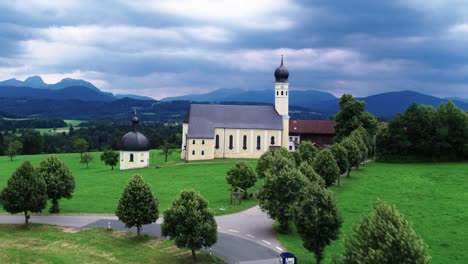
[74,138,89,158]
[162,190,217,262]
[294,183,342,264]
[0,161,47,224]
[101,150,119,170]
[257,167,308,232]
[341,137,361,176]
[6,140,22,161]
[298,141,318,163]
[80,153,93,168]
[226,161,257,198]
[312,149,340,188]
[299,162,325,187]
[330,143,349,176]
[37,156,76,213]
[116,175,159,236]
[332,201,430,264]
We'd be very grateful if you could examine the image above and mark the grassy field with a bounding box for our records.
[276,162,468,264]
[0,224,222,263]
[0,150,260,216]
[35,119,84,134]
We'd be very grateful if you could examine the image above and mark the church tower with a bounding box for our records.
[274,55,290,148]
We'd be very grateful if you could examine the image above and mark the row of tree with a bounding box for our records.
[0,157,76,223]
[115,175,217,262]
[0,121,181,156]
[377,101,468,161]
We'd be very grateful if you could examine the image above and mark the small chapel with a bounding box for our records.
[120,114,151,170]
[181,57,291,161]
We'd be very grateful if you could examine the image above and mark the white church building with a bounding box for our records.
[120,115,150,170]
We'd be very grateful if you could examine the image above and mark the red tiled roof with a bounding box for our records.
[289,120,336,135]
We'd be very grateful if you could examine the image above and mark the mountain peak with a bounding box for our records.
[24,75,47,88]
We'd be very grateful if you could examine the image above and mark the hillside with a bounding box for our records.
[0,85,116,102]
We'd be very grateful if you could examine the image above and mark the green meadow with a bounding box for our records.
[276,162,468,264]
[0,224,222,263]
[0,150,260,216]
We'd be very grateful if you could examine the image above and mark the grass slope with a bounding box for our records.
[0,150,260,215]
[0,224,222,263]
[276,162,468,264]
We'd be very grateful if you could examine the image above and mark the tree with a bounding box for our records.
[162,189,217,262]
[333,201,430,264]
[329,143,349,176]
[298,141,318,163]
[257,166,308,232]
[159,141,174,162]
[226,161,257,198]
[256,150,295,179]
[0,161,47,224]
[341,137,361,176]
[37,156,76,213]
[116,175,159,236]
[334,94,378,142]
[294,183,342,264]
[350,132,368,166]
[256,151,275,179]
[80,153,94,168]
[101,150,119,170]
[312,149,340,188]
[6,140,22,161]
[74,138,89,158]
[299,162,325,187]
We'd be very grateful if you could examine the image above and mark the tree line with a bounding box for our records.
[377,101,468,161]
[0,121,181,157]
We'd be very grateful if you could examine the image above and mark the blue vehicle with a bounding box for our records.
[279,252,297,264]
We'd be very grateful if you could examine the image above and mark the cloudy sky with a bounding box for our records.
[1,0,468,99]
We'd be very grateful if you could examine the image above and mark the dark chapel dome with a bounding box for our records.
[121,115,150,151]
[274,55,289,83]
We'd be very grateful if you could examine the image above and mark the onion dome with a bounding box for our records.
[121,115,150,151]
[274,55,289,83]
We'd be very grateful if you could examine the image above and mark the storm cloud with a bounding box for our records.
[0,0,467,99]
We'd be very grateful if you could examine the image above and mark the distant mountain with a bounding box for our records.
[360,90,468,117]
[0,76,99,91]
[161,88,337,108]
[0,76,154,102]
[115,94,154,101]
[446,97,468,103]
[0,85,115,102]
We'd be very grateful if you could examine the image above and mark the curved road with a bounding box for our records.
[0,206,282,264]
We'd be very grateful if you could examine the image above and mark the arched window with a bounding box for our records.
[229,135,233,150]
[243,135,247,150]
[129,153,134,162]
[257,136,261,150]
[201,150,205,155]
[271,136,275,145]
[192,140,195,145]
[276,91,279,95]
[215,135,220,149]
[286,91,288,96]
[192,150,195,155]
[281,91,284,95]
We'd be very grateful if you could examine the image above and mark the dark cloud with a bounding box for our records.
[0,0,467,99]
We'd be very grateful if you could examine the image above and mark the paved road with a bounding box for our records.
[0,206,282,264]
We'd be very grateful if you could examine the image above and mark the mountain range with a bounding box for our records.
[0,76,153,101]
[0,76,467,120]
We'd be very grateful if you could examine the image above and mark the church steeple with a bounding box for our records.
[274,56,289,116]
[274,56,290,149]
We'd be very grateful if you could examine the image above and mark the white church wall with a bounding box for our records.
[120,151,149,170]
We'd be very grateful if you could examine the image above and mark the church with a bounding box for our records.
[181,57,292,161]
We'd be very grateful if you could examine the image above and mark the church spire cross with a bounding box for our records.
[281,54,284,65]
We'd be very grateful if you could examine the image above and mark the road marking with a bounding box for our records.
[262,240,271,245]
[229,229,239,233]
[246,234,255,238]
[276,246,283,251]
